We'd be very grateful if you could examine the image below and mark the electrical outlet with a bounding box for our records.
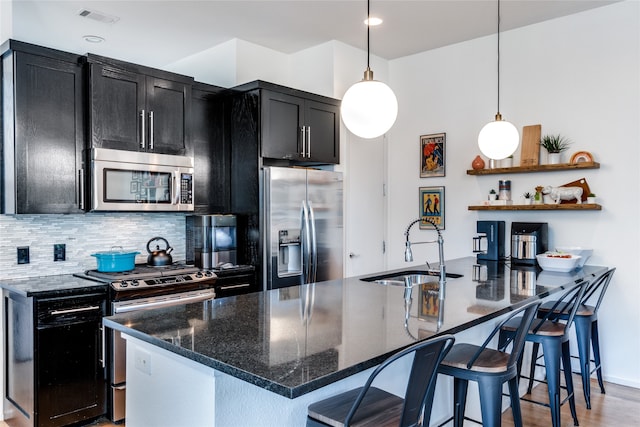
[54,244,66,261]
[134,349,152,375]
[17,246,30,264]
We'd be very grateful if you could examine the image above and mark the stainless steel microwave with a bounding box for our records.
[91,148,194,212]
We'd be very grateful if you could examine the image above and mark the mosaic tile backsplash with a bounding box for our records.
[0,213,188,280]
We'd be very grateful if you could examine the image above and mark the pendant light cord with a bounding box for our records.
[497,0,501,114]
[367,0,370,70]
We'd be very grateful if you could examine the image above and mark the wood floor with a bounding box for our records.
[1,376,638,426]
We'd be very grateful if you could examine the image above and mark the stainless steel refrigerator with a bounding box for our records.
[264,166,343,290]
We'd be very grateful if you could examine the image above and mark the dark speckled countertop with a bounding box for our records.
[103,257,607,399]
[0,274,107,298]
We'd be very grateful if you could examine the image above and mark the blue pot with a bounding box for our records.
[91,248,140,272]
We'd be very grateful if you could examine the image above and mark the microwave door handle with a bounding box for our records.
[172,171,180,205]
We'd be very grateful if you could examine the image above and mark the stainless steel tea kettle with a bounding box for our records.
[147,236,174,266]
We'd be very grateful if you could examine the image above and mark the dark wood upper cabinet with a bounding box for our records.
[1,41,86,214]
[86,54,193,156]
[235,81,340,165]
[191,83,230,213]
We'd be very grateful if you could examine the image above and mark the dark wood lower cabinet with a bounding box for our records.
[3,290,107,427]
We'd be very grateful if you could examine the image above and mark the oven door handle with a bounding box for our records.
[113,291,215,314]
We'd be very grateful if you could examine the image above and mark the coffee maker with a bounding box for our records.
[511,222,548,265]
[473,220,506,261]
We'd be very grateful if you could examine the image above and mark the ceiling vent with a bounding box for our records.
[77,8,120,24]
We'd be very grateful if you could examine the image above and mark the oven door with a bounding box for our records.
[109,288,215,422]
[91,147,194,212]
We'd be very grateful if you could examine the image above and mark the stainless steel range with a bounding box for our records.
[76,263,218,423]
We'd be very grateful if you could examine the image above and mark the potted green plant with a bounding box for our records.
[587,192,596,204]
[540,134,572,164]
[488,189,497,201]
[523,192,532,205]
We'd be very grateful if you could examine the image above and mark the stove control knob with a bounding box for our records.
[195,272,203,278]
[204,270,213,277]
[131,280,139,286]
[119,281,128,288]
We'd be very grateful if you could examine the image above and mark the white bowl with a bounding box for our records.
[555,246,593,267]
[536,253,582,272]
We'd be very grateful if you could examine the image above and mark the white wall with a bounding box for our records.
[387,1,639,388]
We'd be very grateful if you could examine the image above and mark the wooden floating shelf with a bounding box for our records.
[468,203,602,211]
[466,162,600,175]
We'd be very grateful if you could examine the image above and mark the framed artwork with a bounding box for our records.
[419,283,440,319]
[420,132,446,177]
[419,186,445,230]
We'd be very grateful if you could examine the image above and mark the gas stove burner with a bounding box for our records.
[82,263,200,281]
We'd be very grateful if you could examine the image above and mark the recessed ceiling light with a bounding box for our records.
[83,35,105,43]
[364,17,383,26]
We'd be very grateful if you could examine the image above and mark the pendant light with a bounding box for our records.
[478,0,519,161]
[341,0,398,139]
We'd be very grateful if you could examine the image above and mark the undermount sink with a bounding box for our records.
[360,270,463,286]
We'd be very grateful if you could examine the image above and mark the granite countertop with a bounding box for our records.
[0,274,107,298]
[103,256,607,399]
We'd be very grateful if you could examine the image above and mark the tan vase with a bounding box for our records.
[472,155,485,170]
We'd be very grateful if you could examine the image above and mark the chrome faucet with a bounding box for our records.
[404,218,447,302]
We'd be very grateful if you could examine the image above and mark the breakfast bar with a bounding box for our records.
[103,257,607,427]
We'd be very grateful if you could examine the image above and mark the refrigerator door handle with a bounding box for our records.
[308,200,318,283]
[301,200,312,284]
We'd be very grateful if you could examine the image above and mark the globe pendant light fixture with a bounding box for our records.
[341,0,398,139]
[478,0,519,161]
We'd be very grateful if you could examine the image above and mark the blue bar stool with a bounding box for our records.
[306,334,455,427]
[530,268,615,409]
[437,300,542,427]
[499,280,589,427]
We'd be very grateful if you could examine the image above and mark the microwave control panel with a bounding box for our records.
[181,173,193,204]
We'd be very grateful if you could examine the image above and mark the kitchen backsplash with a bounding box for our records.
[0,213,188,280]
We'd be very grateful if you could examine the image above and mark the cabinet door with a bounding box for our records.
[89,64,146,151]
[305,100,340,164]
[192,86,229,213]
[14,52,85,213]
[146,77,191,155]
[36,319,106,426]
[261,91,304,160]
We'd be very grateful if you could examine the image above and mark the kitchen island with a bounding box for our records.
[103,257,606,427]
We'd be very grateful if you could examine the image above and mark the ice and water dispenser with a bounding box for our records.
[277,229,301,277]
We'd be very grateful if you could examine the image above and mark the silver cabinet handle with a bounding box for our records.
[306,125,311,158]
[99,325,105,368]
[78,168,85,210]
[140,109,146,149]
[219,283,250,290]
[300,126,306,157]
[50,305,100,316]
[149,110,154,150]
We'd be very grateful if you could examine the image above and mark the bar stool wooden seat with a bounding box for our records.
[499,280,589,427]
[530,268,615,409]
[437,300,541,427]
[306,334,455,427]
